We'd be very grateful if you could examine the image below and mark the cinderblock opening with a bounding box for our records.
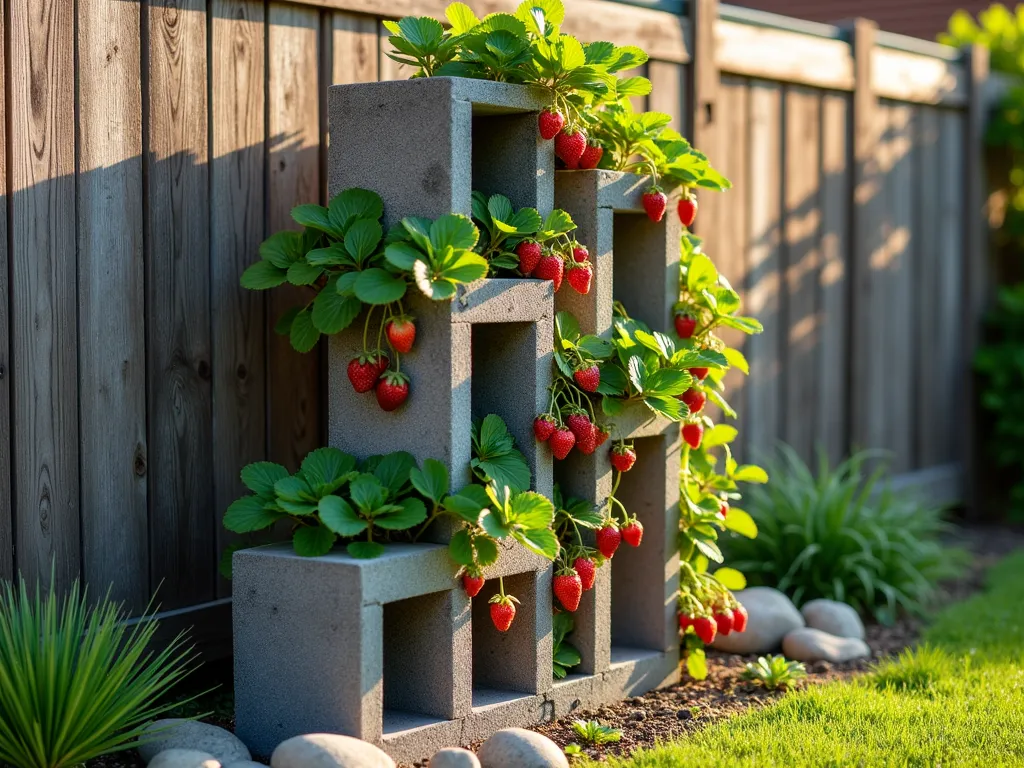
[382,590,458,732]
[472,112,544,211]
[612,211,672,331]
[471,322,540,488]
[610,434,670,654]
[471,570,542,702]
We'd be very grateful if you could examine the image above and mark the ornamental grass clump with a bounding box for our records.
[723,446,964,624]
[0,576,200,768]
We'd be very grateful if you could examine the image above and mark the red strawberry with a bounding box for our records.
[555,130,587,166]
[578,143,603,170]
[550,427,576,460]
[516,240,543,275]
[642,189,668,222]
[680,387,706,415]
[732,604,749,633]
[553,569,583,612]
[375,370,410,411]
[596,523,622,559]
[574,365,600,392]
[682,422,703,449]
[348,354,385,393]
[714,609,735,636]
[689,367,709,381]
[462,573,485,597]
[386,317,416,354]
[718,501,729,522]
[576,424,598,455]
[574,557,597,591]
[534,414,557,442]
[678,193,698,227]
[610,444,636,473]
[566,413,593,443]
[538,109,565,140]
[674,313,696,339]
[571,243,589,263]
[489,596,517,632]
[534,254,564,292]
[692,615,717,644]
[373,353,391,377]
[621,519,643,547]
[567,263,592,295]
[594,426,610,447]
[679,613,694,631]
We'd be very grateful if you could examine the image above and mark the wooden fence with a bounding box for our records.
[0,0,997,651]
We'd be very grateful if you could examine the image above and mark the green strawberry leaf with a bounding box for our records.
[474,534,500,566]
[306,244,354,267]
[473,455,530,494]
[290,308,320,353]
[375,497,427,530]
[259,230,303,268]
[328,188,384,233]
[291,203,340,238]
[410,458,450,504]
[508,491,555,529]
[344,218,383,263]
[480,509,512,540]
[241,260,288,290]
[384,241,423,271]
[313,282,362,335]
[241,462,289,496]
[292,524,336,557]
[349,473,389,514]
[430,214,479,252]
[347,540,387,559]
[318,495,367,537]
[301,448,358,494]
[223,495,281,533]
[724,508,758,539]
[512,526,559,560]
[354,268,407,305]
[448,529,475,566]
[371,451,418,496]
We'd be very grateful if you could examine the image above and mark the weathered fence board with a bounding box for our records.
[78,0,148,610]
[10,0,80,593]
[211,0,267,597]
[0,0,10,582]
[146,0,215,608]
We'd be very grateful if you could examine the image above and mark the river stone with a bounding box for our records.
[782,627,871,663]
[270,734,395,768]
[148,749,221,768]
[801,599,865,640]
[478,728,568,768]
[140,721,251,765]
[711,587,804,654]
[224,763,269,768]
[428,748,481,768]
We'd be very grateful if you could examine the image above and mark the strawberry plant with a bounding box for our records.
[552,610,582,679]
[741,655,807,691]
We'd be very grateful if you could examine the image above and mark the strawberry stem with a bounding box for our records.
[498,575,506,598]
[362,305,375,353]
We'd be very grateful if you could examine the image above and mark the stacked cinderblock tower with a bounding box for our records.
[232,78,681,763]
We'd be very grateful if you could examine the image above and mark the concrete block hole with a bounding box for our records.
[472,112,549,213]
[612,211,674,332]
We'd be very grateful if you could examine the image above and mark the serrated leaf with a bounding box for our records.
[431,214,479,252]
[693,536,724,563]
[354,268,407,305]
[344,218,383,264]
[446,1,480,34]
[329,188,384,233]
[513,526,559,560]
[686,253,718,294]
[541,208,575,237]
[241,462,289,496]
[286,260,323,287]
[347,540,387,559]
[384,241,422,271]
[487,194,515,226]
[480,509,513,540]
[313,285,362,335]
[290,308,320,353]
[474,535,500,566]
[723,346,749,375]
[292,524,336,557]
[318,495,367,537]
[349,473,388,514]
[302,448,358,494]
[627,355,647,392]
[410,458,449,504]
[476,414,516,457]
[241,260,288,290]
[223,495,281,533]
[645,368,691,397]
[508,491,555,529]
[440,250,488,284]
[291,204,339,237]
[475,454,531,494]
[372,451,418,496]
[644,395,682,420]
[578,335,614,360]
[260,230,302,268]
[449,529,475,566]
[376,497,427,530]
[274,306,299,336]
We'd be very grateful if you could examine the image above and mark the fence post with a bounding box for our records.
[688,0,718,164]
[838,18,878,462]
[964,42,991,517]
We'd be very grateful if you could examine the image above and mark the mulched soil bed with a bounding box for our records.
[87,523,1024,768]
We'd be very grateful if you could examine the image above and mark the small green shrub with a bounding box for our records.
[741,655,807,691]
[0,576,199,768]
[570,720,622,746]
[722,446,964,624]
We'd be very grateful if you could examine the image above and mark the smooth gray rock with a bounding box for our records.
[270,734,395,768]
[477,728,568,768]
[140,721,250,765]
[428,748,481,768]
[224,763,268,768]
[782,628,871,663]
[148,750,221,768]
[711,587,805,654]
[801,599,866,640]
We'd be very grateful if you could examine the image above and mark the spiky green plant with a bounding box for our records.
[741,654,808,691]
[0,575,200,768]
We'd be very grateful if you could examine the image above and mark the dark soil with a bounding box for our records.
[85,523,1024,768]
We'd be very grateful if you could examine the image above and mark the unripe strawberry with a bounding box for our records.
[578,143,604,169]
[680,387,706,415]
[642,189,668,222]
[462,573,485,597]
[596,523,621,559]
[553,569,583,612]
[573,364,600,392]
[516,240,543,275]
[692,615,717,644]
[555,130,587,166]
[574,557,597,591]
[678,193,698,227]
[550,427,576,460]
[610,444,636,473]
[682,422,703,449]
[621,519,643,547]
[714,609,734,636]
[534,413,557,442]
[674,313,696,339]
[538,109,565,140]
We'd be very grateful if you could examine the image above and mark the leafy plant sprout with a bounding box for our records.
[570,719,623,746]
[741,655,808,691]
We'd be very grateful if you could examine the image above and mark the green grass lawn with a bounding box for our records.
[588,552,1024,767]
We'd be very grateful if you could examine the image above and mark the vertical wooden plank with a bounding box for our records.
[914,107,941,468]
[378,20,412,81]
[939,111,966,465]
[0,0,11,581]
[689,0,718,168]
[332,13,379,84]
[843,19,880,458]
[10,0,80,589]
[816,92,850,466]
[744,81,782,463]
[147,0,214,607]
[211,0,266,596]
[883,102,915,473]
[78,0,148,607]
[268,4,322,472]
[647,60,684,131]
[782,86,821,465]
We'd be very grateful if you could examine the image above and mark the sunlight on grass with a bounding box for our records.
[586,552,1024,767]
